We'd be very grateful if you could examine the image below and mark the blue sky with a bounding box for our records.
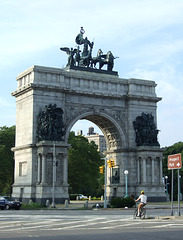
[0,0,183,147]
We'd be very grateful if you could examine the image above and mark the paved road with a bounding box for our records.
[0,209,183,239]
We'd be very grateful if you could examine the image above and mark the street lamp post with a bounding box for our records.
[178,174,181,216]
[165,175,170,202]
[124,170,129,197]
[165,176,168,195]
[179,175,182,200]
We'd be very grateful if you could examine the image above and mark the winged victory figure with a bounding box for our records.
[60,47,78,67]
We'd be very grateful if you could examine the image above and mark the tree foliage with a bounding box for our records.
[0,126,15,195]
[162,142,183,200]
[68,132,103,196]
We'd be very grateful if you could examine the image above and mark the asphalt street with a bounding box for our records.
[0,207,183,240]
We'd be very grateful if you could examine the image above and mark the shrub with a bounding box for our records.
[91,197,101,200]
[21,202,46,209]
[110,197,135,208]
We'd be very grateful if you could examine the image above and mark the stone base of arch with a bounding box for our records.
[105,147,166,202]
[12,141,70,204]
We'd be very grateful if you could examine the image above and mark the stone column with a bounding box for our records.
[142,158,146,183]
[159,157,163,184]
[151,157,155,183]
[42,154,46,184]
[37,154,41,184]
[54,154,57,183]
[63,154,68,185]
[137,158,140,183]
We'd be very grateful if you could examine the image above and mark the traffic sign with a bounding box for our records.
[168,153,182,170]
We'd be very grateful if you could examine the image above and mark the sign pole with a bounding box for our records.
[171,169,174,216]
[178,169,181,216]
[168,153,182,216]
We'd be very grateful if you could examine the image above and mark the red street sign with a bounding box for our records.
[168,153,182,170]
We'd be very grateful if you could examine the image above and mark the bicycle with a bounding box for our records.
[133,204,146,219]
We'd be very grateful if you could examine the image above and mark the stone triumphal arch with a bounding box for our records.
[11,65,166,203]
[11,28,166,203]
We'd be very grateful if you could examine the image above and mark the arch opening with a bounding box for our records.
[68,114,125,199]
[67,113,127,152]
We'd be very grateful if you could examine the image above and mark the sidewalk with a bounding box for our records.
[147,201,183,209]
[55,200,183,210]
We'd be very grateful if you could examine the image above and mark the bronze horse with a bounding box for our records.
[90,49,103,68]
[99,51,116,71]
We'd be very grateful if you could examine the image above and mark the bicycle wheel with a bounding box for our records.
[140,208,146,219]
[133,209,138,219]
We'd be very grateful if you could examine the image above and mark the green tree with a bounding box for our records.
[68,132,103,196]
[162,142,183,200]
[0,126,15,195]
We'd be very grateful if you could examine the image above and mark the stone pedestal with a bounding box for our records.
[12,141,69,204]
[105,148,166,202]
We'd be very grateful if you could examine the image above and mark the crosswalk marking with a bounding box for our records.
[0,216,183,232]
[148,223,183,229]
[0,217,106,232]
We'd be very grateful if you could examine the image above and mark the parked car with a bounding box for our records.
[0,196,21,210]
[78,194,88,200]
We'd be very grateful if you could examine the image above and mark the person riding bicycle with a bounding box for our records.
[135,190,147,217]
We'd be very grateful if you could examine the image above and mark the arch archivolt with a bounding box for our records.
[64,106,128,151]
